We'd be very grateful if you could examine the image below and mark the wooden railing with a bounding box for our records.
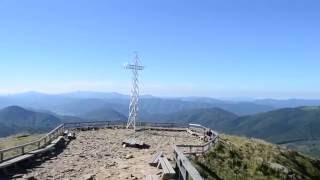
[64,121,188,130]
[137,122,188,128]
[0,124,64,163]
[176,136,219,155]
[174,146,204,180]
[174,126,219,180]
[64,120,127,129]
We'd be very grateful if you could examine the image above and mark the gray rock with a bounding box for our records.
[125,154,134,159]
[269,162,289,174]
[82,173,96,180]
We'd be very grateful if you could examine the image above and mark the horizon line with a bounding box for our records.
[0,90,320,101]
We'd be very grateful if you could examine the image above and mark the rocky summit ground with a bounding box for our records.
[17,128,201,180]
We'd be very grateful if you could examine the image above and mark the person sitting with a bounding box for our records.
[206,129,213,137]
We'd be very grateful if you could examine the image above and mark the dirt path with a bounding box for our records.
[18,129,201,180]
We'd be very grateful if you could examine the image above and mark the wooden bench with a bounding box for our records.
[157,157,176,180]
[146,175,159,180]
[123,138,143,146]
[149,151,163,166]
[122,138,150,149]
[186,128,197,136]
[0,154,34,169]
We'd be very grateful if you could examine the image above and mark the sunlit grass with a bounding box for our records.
[193,134,320,180]
[0,134,43,160]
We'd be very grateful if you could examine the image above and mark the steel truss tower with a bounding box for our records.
[125,53,144,130]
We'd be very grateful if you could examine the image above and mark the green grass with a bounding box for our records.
[0,134,43,149]
[193,134,320,180]
[0,134,43,160]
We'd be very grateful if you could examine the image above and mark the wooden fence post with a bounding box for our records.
[21,146,25,155]
[0,152,3,162]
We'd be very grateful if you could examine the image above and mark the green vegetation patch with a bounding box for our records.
[0,134,43,150]
[0,134,43,160]
[193,134,320,180]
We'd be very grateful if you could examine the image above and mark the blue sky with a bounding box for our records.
[0,0,319,98]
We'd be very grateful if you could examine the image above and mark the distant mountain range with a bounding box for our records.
[151,107,238,130]
[227,106,320,143]
[82,107,127,121]
[0,105,130,137]
[1,91,320,158]
[255,99,320,109]
[157,106,320,157]
[2,103,319,145]
[1,91,320,118]
[161,106,320,144]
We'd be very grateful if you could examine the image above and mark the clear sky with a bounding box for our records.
[0,0,319,99]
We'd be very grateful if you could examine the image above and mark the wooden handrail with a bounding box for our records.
[174,145,204,180]
[176,136,218,148]
[0,124,64,162]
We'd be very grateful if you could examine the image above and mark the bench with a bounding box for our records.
[157,157,176,180]
[123,138,143,146]
[146,175,159,180]
[187,128,203,138]
[122,138,150,149]
[186,128,197,136]
[149,151,163,166]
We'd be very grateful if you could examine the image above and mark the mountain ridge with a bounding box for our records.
[0,106,62,137]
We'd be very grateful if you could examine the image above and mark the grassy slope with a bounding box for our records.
[0,134,43,160]
[0,134,43,150]
[194,134,320,180]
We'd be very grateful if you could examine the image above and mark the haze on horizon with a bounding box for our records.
[0,0,319,99]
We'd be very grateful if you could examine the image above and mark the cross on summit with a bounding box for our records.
[124,52,144,131]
